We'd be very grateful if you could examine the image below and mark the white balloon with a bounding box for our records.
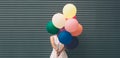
[52,13,66,28]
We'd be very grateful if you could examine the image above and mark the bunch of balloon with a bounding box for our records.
[46,3,83,50]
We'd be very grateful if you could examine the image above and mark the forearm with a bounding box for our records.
[52,44,58,50]
[59,46,65,53]
[50,36,58,51]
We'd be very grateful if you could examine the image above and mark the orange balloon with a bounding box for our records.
[71,24,83,36]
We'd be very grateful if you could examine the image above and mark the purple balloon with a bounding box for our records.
[65,37,79,49]
[60,27,65,32]
[57,27,65,35]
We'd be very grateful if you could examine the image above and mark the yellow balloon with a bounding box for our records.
[63,3,77,18]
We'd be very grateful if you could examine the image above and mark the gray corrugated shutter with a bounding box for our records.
[0,0,119,58]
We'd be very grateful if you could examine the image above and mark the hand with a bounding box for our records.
[57,51,60,57]
[55,48,60,57]
[55,48,59,52]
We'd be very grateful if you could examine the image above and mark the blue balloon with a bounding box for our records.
[65,37,79,49]
[58,31,73,45]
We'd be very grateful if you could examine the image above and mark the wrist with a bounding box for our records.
[55,48,58,51]
[59,50,62,53]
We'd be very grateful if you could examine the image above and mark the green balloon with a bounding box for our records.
[46,21,59,34]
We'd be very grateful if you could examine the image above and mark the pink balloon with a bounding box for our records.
[65,19,79,32]
[71,24,83,36]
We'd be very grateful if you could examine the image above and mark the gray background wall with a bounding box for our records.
[0,0,119,58]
